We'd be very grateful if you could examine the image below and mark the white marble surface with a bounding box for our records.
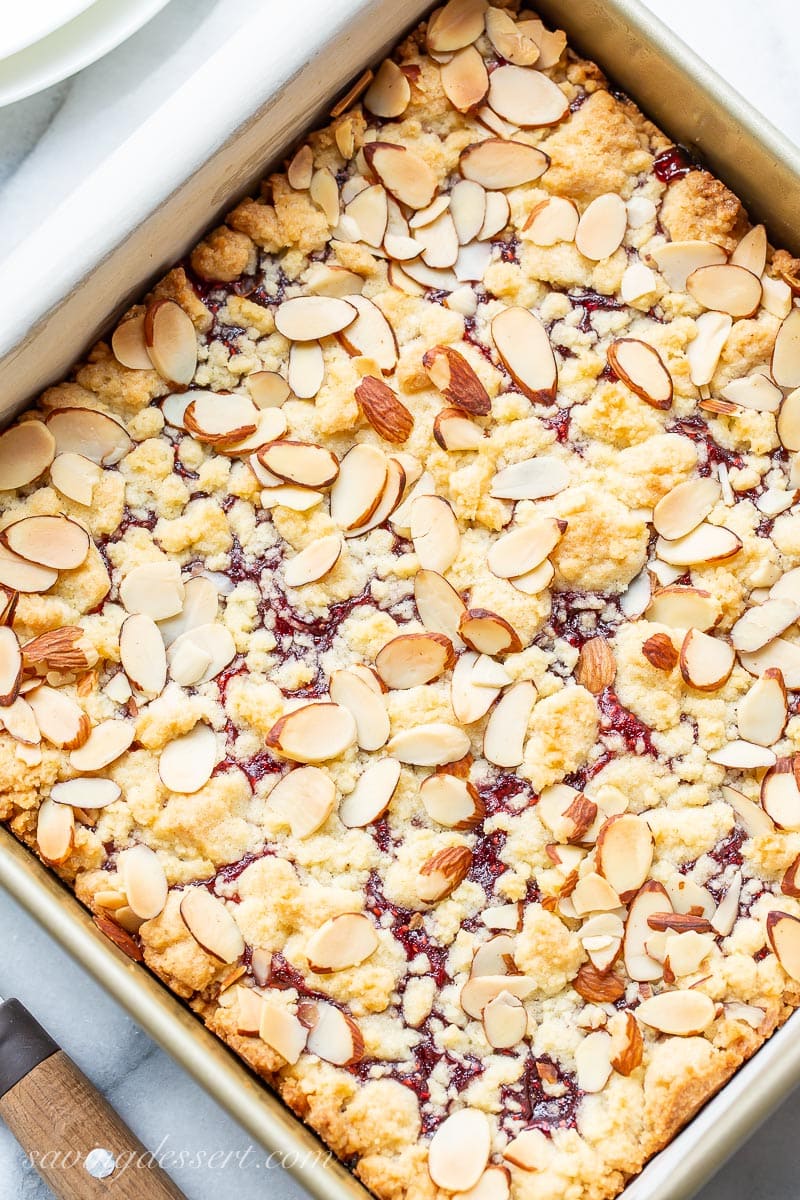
[2,2,800,1197]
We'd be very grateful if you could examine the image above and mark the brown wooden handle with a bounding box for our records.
[0,1049,185,1199]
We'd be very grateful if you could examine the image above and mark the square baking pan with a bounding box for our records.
[2,2,800,1199]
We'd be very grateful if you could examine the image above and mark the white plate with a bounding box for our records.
[0,0,98,61]
[0,0,173,107]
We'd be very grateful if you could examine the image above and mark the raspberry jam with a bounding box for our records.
[365,871,450,986]
[653,145,694,183]
[501,1054,583,1136]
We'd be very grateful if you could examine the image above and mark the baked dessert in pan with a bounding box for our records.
[2,3,800,1197]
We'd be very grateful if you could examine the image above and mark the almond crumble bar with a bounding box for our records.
[3,3,800,1198]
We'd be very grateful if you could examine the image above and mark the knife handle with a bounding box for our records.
[0,999,184,1199]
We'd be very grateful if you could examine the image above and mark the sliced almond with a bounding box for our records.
[646,586,721,631]
[459,609,521,657]
[422,345,490,416]
[120,844,168,920]
[450,179,487,245]
[722,783,775,838]
[650,241,727,291]
[485,7,539,64]
[574,1030,613,1093]
[421,773,484,830]
[337,294,398,373]
[441,46,489,112]
[288,341,325,399]
[433,408,484,451]
[258,441,339,488]
[624,881,672,982]
[143,300,197,386]
[266,703,357,764]
[777,388,800,452]
[310,164,340,223]
[708,740,777,769]
[287,144,313,189]
[345,184,389,248]
[607,339,673,410]
[427,0,486,52]
[305,266,364,300]
[111,314,153,370]
[339,758,401,828]
[418,844,473,902]
[68,719,134,772]
[120,614,167,697]
[488,63,567,128]
[376,632,455,689]
[46,407,133,467]
[772,308,800,389]
[490,456,568,501]
[0,420,55,491]
[180,889,244,962]
[346,457,406,537]
[523,196,578,246]
[27,685,89,749]
[0,697,41,745]
[709,873,742,938]
[0,627,22,706]
[731,598,800,653]
[306,912,378,973]
[451,650,499,723]
[284,534,343,588]
[609,1011,643,1076]
[50,452,101,506]
[329,669,390,751]
[50,778,121,809]
[158,723,217,794]
[653,478,720,540]
[414,569,466,644]
[491,307,557,403]
[36,798,74,865]
[388,722,471,766]
[687,311,733,388]
[760,759,800,829]
[257,1004,307,1064]
[330,444,388,530]
[364,142,437,210]
[686,263,762,318]
[731,225,767,277]
[483,681,535,769]
[575,194,627,261]
[268,766,336,838]
[460,973,535,1020]
[737,670,788,746]
[470,934,516,978]
[166,622,235,685]
[679,629,735,691]
[364,59,411,118]
[22,626,95,674]
[184,393,263,447]
[509,559,554,596]
[482,990,527,1050]
[488,516,564,579]
[2,515,89,571]
[410,495,461,573]
[576,637,616,693]
[655,522,741,566]
[538,784,597,844]
[302,1000,364,1065]
[738,638,800,689]
[636,989,715,1036]
[459,139,549,190]
[428,1108,491,1193]
[275,296,356,341]
[766,911,800,981]
[355,377,413,443]
[120,561,185,620]
[595,814,654,902]
[261,484,324,512]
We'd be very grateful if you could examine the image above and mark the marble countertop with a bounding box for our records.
[1,1,799,1197]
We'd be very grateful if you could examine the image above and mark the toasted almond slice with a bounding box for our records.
[451,650,500,723]
[409,195,450,229]
[489,516,564,579]
[574,1031,613,1093]
[143,300,197,386]
[481,990,526,1050]
[364,58,411,118]
[268,766,336,838]
[346,184,389,247]
[339,758,401,828]
[596,813,654,902]
[738,670,788,746]
[422,346,490,416]
[687,311,732,388]
[470,934,517,978]
[261,485,325,512]
[459,139,549,189]
[428,1108,491,1192]
[400,257,459,291]
[441,45,489,111]
[330,669,390,751]
[416,210,460,269]
[159,723,217,794]
[708,740,776,769]
[274,296,356,341]
[778,388,800,452]
[69,720,134,771]
[337,294,398,372]
[472,655,511,689]
[731,225,767,277]
[481,904,522,933]
[120,845,168,920]
[355,377,413,444]
[158,577,218,647]
[637,989,715,1036]
[427,0,486,52]
[571,871,622,916]
[731,598,800,653]
[770,566,800,604]
[259,1004,308,1064]
[645,586,721,631]
[607,339,673,410]
[300,1000,364,1066]
[521,18,566,66]
[50,451,102,507]
[621,260,658,303]
[266,702,357,764]
[0,421,55,491]
[488,64,567,128]
[490,456,569,501]
[37,798,74,865]
[180,888,244,962]
[483,681,535,769]
[2,515,89,571]
[410,495,461,573]
[330,444,389,530]
[310,164,339,223]
[510,558,555,596]
[363,142,437,210]
[288,340,324,399]
[111,315,153,370]
[284,534,343,588]
[679,629,735,690]
[287,143,313,189]
[346,457,406,537]
[766,911,800,981]
[50,778,121,809]
[491,307,557,403]
[624,881,672,981]
[414,569,466,644]
[120,614,167,697]
[772,308,800,389]
[459,609,522,656]
[120,561,185,620]
[420,773,484,829]
[575,194,627,261]
[390,469,435,535]
[537,784,597,843]
[523,196,579,246]
[760,759,800,829]
[306,266,364,300]
[653,478,720,540]
[258,441,339,489]
[27,685,89,749]
[0,627,21,706]
[216,406,288,454]
[306,912,378,972]
[762,274,793,319]
[0,696,40,745]
[738,637,800,688]
[450,180,487,244]
[46,407,133,468]
[376,632,455,689]
[233,985,265,1034]
[485,7,539,64]
[656,522,741,566]
[183,391,260,446]
[433,408,484,451]
[388,722,471,766]
[460,973,535,1019]
[722,784,775,838]
[650,240,727,291]
[686,263,762,317]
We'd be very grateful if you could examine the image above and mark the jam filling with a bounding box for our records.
[501,1054,583,1136]
[653,145,695,183]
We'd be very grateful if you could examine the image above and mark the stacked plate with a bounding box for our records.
[0,0,172,107]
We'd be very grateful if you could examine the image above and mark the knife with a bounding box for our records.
[0,994,185,1199]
